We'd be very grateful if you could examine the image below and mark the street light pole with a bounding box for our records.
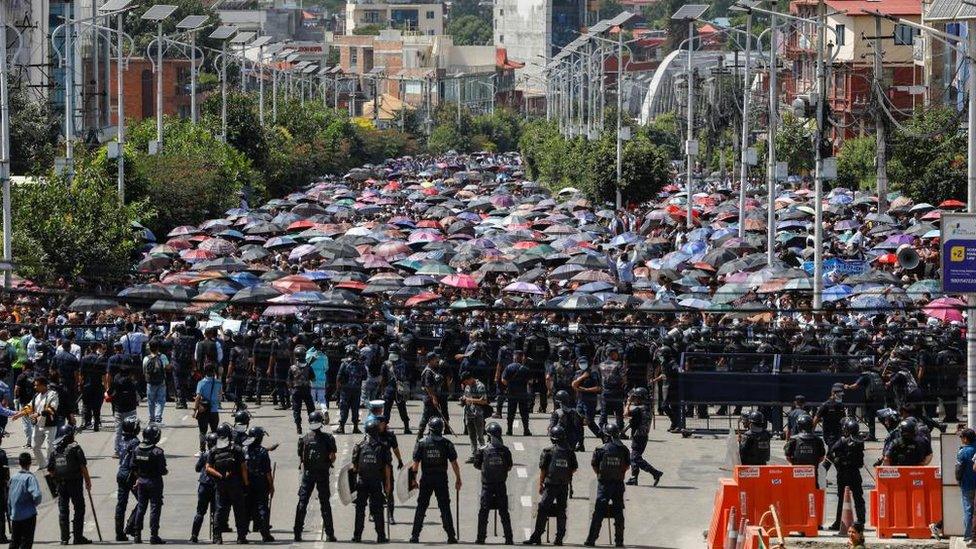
[64,18,75,183]
[0,7,14,287]
[116,12,125,201]
[968,24,976,427]
[221,42,228,142]
[155,21,163,151]
[737,8,753,238]
[190,31,197,122]
[765,2,778,266]
[259,43,265,125]
[685,19,695,228]
[616,28,624,210]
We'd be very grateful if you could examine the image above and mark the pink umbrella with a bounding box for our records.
[923,297,966,322]
[272,275,318,294]
[441,274,478,289]
[373,241,412,258]
[503,281,544,294]
[181,249,216,262]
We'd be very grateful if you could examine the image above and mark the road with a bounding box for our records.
[17,401,895,548]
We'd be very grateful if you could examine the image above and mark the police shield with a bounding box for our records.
[723,430,741,471]
[396,466,417,503]
[337,462,354,506]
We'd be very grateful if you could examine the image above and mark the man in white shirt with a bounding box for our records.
[27,376,58,469]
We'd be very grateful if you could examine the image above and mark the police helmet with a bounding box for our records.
[55,424,76,445]
[428,417,445,437]
[604,423,621,440]
[558,346,571,358]
[205,432,219,450]
[308,411,325,431]
[842,418,859,437]
[554,390,572,407]
[122,416,142,437]
[247,426,267,446]
[293,345,308,360]
[272,321,286,334]
[854,330,869,343]
[370,321,386,335]
[877,408,900,430]
[233,410,251,431]
[747,411,767,432]
[631,387,649,403]
[364,418,381,438]
[184,315,198,329]
[142,424,161,446]
[485,422,502,440]
[796,413,814,433]
[549,425,566,444]
[899,419,917,440]
[216,423,234,440]
[61,327,74,340]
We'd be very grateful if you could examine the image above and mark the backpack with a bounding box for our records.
[599,361,624,392]
[211,447,238,476]
[864,371,885,402]
[356,440,383,482]
[172,336,195,367]
[144,356,165,385]
[546,446,573,485]
[304,435,331,474]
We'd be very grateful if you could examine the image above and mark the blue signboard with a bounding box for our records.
[801,258,869,276]
[941,212,976,292]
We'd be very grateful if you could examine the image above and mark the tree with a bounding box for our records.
[775,112,814,175]
[9,174,150,286]
[9,86,59,175]
[888,107,966,204]
[123,1,219,52]
[836,137,876,190]
[353,24,383,35]
[447,15,492,45]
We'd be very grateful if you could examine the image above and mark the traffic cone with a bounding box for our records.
[734,518,748,549]
[840,486,855,532]
[724,507,738,549]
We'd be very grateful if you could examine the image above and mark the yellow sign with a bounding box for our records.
[951,246,966,262]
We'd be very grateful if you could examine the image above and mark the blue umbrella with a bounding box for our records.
[660,251,691,270]
[228,272,261,288]
[680,240,707,255]
[577,281,615,293]
[609,232,640,247]
[303,271,333,281]
[822,284,853,302]
[687,228,712,242]
[829,194,853,205]
[709,228,737,241]
[850,294,892,310]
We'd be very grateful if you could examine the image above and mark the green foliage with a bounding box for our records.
[775,112,814,174]
[836,137,876,190]
[887,107,966,204]
[353,24,383,35]
[519,120,672,204]
[202,92,269,169]
[428,106,523,154]
[9,86,59,176]
[447,14,492,46]
[643,113,682,161]
[10,174,149,286]
[123,1,219,52]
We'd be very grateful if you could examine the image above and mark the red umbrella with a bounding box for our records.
[165,237,193,250]
[875,253,897,265]
[336,281,366,291]
[940,199,965,209]
[272,275,318,293]
[287,220,317,232]
[181,249,216,261]
[441,274,478,289]
[924,297,966,322]
[921,210,942,221]
[405,292,442,306]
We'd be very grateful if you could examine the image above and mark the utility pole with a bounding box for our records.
[765,1,778,266]
[64,18,75,183]
[737,7,753,239]
[616,28,624,210]
[1,6,13,287]
[685,19,695,227]
[873,16,889,214]
[968,19,976,428]
[116,12,125,201]
[812,0,827,309]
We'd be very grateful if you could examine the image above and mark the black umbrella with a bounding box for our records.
[231,285,282,303]
[70,297,120,312]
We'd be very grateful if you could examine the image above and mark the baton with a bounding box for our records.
[85,483,103,541]
[545,518,550,543]
[455,485,460,537]
[607,517,612,544]
[493,509,497,537]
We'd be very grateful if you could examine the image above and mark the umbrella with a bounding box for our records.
[231,285,282,303]
[678,298,713,310]
[502,281,545,294]
[119,285,171,300]
[822,284,853,302]
[318,289,362,307]
[416,262,455,276]
[450,298,486,309]
[69,297,120,312]
[441,274,478,289]
[906,279,941,297]
[199,238,237,255]
[571,270,614,283]
[272,275,318,294]
[405,292,443,306]
[559,294,601,309]
[149,300,188,313]
[923,297,966,322]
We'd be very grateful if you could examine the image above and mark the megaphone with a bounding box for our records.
[897,244,920,270]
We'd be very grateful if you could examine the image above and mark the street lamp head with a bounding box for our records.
[251,35,273,48]
[176,14,209,30]
[208,25,237,41]
[98,0,137,13]
[671,4,709,21]
[230,31,256,44]
[141,4,179,22]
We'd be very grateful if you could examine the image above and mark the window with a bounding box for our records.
[834,24,845,46]
[894,24,917,46]
[351,48,358,67]
[499,8,504,16]
[498,35,504,43]
[426,10,434,19]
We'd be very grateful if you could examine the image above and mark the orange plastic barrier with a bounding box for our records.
[869,466,942,539]
[706,478,739,549]
[740,525,769,549]
[734,465,824,537]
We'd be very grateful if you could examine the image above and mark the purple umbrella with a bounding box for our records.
[502,281,544,294]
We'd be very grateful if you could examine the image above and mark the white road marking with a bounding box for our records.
[516,467,528,478]
[520,496,532,507]
[181,414,189,422]
[512,442,524,451]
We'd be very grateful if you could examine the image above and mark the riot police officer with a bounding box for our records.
[813,384,847,460]
[409,417,461,544]
[572,358,604,443]
[116,416,141,541]
[418,352,449,439]
[738,411,772,466]
[336,345,365,434]
[473,422,514,545]
[244,427,274,542]
[524,426,577,546]
[205,423,248,544]
[288,345,315,434]
[883,419,933,466]
[232,410,250,447]
[547,347,576,404]
[294,410,337,541]
[190,433,218,543]
[46,425,92,545]
[827,419,865,531]
[785,414,826,480]
[584,423,630,547]
[549,390,582,452]
[130,424,168,544]
[625,387,664,484]
[366,400,404,524]
[598,347,627,433]
[351,418,392,543]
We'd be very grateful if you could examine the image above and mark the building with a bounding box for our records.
[492,0,585,91]
[100,58,203,126]
[331,30,519,120]
[785,0,923,145]
[920,4,972,109]
[344,1,444,36]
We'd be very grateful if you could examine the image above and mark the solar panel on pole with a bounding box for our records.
[98,0,136,13]
[231,31,256,44]
[176,15,209,30]
[251,35,273,48]
[671,4,709,20]
[141,4,178,21]
[209,25,237,40]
